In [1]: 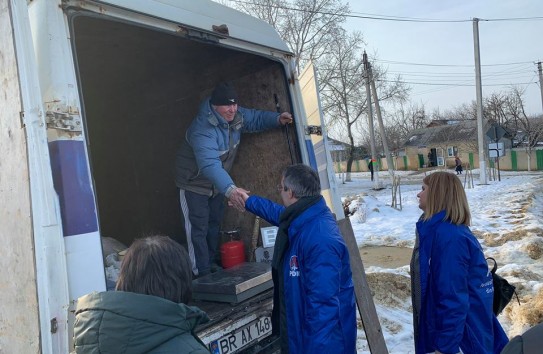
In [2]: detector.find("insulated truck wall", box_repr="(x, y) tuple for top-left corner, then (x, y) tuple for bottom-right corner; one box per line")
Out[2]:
(1, 0), (348, 353)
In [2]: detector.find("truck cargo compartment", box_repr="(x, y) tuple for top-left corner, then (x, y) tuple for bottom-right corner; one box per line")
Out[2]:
(70, 12), (299, 250)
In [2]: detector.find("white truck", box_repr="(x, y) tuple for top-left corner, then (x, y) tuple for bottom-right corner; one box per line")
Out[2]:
(1, 0), (385, 353)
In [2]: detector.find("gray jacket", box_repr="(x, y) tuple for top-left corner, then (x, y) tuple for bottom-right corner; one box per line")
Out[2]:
(175, 98), (279, 196)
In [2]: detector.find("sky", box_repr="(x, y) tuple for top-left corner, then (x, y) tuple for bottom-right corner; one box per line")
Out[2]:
(217, 0), (543, 117)
(338, 169), (543, 353)
(345, 0), (543, 116)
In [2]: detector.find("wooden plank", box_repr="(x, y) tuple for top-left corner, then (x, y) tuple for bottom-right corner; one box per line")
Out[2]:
(338, 218), (389, 354)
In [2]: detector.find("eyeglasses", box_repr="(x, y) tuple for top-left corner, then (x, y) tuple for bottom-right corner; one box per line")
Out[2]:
(276, 184), (287, 192)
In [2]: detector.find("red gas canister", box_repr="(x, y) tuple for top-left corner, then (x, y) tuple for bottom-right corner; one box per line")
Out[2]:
(220, 240), (245, 269)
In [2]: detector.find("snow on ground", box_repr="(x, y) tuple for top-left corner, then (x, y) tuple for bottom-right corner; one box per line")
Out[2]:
(339, 168), (543, 353)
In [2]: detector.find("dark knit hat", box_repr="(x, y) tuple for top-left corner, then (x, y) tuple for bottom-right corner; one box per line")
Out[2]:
(210, 82), (238, 105)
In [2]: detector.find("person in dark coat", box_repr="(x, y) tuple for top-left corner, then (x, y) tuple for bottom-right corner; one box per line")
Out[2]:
(501, 322), (543, 354)
(455, 155), (463, 174)
(73, 236), (210, 354)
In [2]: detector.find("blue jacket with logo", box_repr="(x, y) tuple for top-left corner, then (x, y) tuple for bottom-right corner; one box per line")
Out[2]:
(245, 195), (356, 354)
(175, 98), (279, 196)
(414, 211), (509, 354)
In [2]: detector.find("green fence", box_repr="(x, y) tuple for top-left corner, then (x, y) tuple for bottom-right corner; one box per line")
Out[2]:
(511, 151), (517, 171)
(537, 150), (543, 171)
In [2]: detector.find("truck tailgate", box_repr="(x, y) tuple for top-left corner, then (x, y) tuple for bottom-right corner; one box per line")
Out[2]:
(194, 289), (274, 353)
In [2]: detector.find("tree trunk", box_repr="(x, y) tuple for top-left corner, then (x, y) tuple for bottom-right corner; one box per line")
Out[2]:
(346, 154), (354, 182)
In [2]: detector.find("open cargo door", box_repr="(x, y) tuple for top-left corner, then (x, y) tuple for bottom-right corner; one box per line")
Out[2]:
(298, 62), (344, 218)
(299, 61), (389, 354)
(1, 1), (40, 352)
(5, 0), (71, 352)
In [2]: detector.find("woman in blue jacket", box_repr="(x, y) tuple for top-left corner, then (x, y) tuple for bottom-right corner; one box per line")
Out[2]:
(410, 171), (508, 354)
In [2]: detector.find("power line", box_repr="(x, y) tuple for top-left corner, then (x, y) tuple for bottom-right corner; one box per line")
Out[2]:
(222, 1), (540, 74)
(383, 63), (537, 85)
(394, 76), (536, 83)
(348, 13), (543, 23)
(224, 0), (543, 23)
(377, 79), (538, 87)
(375, 59), (535, 67)
(220, 1), (543, 111)
(484, 17), (543, 22)
(411, 76), (540, 97)
(388, 68), (535, 77)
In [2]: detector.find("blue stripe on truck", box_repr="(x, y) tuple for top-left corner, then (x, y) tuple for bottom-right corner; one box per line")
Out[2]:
(49, 140), (98, 236)
(305, 139), (318, 172)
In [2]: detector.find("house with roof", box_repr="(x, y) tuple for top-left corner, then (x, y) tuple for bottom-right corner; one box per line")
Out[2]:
(327, 137), (368, 167)
(333, 117), (542, 173)
(401, 119), (512, 170)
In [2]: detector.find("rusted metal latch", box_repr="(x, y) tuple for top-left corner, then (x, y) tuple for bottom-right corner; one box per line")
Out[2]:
(46, 110), (83, 132)
(305, 125), (322, 136)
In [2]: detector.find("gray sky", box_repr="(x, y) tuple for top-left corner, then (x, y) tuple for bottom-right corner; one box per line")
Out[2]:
(217, 0), (543, 116)
(346, 0), (543, 116)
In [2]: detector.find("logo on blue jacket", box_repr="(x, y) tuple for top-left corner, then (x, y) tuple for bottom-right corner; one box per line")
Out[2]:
(289, 255), (300, 277)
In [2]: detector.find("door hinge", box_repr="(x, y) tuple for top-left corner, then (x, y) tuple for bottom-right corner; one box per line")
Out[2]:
(19, 111), (25, 128)
(46, 110), (83, 132)
(305, 125), (322, 136)
(50, 318), (58, 333)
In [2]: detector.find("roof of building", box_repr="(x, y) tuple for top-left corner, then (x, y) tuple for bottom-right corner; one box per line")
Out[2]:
(403, 120), (481, 147)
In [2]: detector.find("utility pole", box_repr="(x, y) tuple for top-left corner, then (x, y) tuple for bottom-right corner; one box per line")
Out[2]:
(368, 62), (394, 178)
(473, 18), (487, 185)
(363, 51), (380, 189)
(538, 61), (543, 113)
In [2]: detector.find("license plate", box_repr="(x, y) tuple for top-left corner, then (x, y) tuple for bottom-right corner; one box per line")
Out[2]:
(209, 316), (272, 354)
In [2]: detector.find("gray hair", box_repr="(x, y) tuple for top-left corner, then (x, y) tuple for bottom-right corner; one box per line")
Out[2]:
(282, 164), (321, 198)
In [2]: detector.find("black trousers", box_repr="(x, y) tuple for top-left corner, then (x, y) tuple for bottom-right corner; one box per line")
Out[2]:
(179, 189), (225, 275)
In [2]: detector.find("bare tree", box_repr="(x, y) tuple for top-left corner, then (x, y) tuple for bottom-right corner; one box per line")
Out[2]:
(485, 93), (509, 124)
(227, 0), (350, 73)
(227, 0), (284, 27)
(221, 0), (408, 177)
(433, 102), (477, 121)
(317, 32), (409, 179)
(316, 31), (366, 180)
(500, 88), (543, 171)
(386, 103), (429, 151)
(430, 87), (543, 170)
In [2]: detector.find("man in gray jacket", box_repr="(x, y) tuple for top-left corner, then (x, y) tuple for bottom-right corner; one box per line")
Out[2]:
(175, 82), (292, 277)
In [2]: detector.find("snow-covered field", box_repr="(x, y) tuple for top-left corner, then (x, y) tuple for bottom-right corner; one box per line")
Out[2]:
(339, 169), (543, 353)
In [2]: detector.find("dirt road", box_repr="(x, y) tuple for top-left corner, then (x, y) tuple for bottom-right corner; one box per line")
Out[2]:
(359, 246), (413, 268)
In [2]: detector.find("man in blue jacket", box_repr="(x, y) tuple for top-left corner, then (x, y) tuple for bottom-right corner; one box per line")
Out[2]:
(240, 164), (356, 353)
(175, 82), (292, 277)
